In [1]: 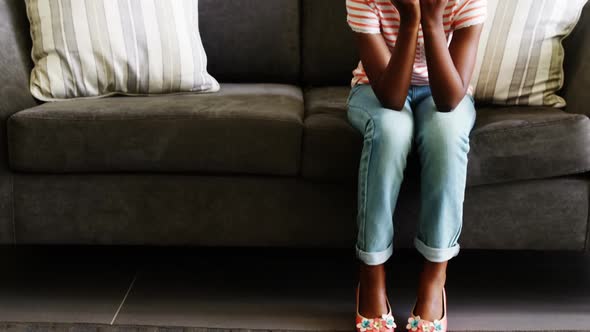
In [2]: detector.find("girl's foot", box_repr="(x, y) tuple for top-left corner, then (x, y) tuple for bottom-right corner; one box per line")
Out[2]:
(412, 260), (447, 321)
(358, 261), (389, 318)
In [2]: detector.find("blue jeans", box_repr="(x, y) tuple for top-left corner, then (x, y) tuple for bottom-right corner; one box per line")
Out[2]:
(346, 83), (476, 265)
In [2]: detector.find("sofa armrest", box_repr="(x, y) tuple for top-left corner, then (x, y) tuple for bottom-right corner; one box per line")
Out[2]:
(0, 0), (39, 244)
(0, 0), (38, 122)
(561, 3), (590, 117)
(0, 0), (39, 164)
(0, 0), (38, 119)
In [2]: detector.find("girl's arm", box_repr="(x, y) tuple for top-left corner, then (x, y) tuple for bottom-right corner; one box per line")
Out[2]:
(353, 0), (421, 111)
(420, 0), (484, 112)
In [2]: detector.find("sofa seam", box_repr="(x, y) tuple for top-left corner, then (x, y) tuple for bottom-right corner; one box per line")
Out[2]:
(298, 0), (304, 86)
(586, 178), (590, 252)
(11, 172), (15, 245)
(481, 164), (590, 178)
(11, 115), (303, 122)
(296, 0), (304, 176)
(296, 124), (305, 177)
(470, 166), (590, 188)
(559, 166), (590, 176)
(14, 114), (580, 129)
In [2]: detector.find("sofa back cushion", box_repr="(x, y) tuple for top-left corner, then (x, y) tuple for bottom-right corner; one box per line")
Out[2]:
(562, 1), (590, 113)
(200, 0), (300, 84)
(301, 0), (358, 86)
(5, 0), (590, 96)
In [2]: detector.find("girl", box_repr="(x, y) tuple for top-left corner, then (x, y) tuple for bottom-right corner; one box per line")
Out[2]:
(345, 0), (487, 331)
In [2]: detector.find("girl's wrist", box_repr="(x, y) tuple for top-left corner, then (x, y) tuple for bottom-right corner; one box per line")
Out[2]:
(400, 16), (421, 30)
(420, 16), (444, 31)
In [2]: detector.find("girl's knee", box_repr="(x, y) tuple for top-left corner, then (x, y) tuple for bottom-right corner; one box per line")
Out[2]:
(418, 96), (475, 137)
(372, 108), (413, 146)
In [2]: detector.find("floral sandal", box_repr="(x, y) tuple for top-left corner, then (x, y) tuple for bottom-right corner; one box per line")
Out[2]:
(406, 287), (447, 332)
(356, 281), (397, 332)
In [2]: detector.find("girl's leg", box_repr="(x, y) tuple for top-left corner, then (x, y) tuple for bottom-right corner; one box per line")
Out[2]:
(412, 92), (476, 321)
(346, 84), (414, 317)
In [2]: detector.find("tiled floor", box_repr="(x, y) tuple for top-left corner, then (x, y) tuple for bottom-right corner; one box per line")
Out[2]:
(0, 245), (589, 331)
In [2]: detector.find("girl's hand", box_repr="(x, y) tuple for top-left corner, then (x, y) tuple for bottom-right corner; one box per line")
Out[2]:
(419, 0), (448, 27)
(392, 0), (421, 25)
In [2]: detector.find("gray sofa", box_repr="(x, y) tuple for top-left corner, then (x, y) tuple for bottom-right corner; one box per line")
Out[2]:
(1, 0), (590, 253)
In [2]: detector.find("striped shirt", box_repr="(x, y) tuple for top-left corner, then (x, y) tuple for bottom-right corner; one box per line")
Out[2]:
(346, 0), (487, 95)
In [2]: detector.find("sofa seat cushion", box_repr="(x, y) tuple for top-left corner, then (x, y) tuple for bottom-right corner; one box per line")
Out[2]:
(302, 87), (590, 186)
(301, 87), (365, 180)
(468, 105), (590, 186)
(8, 84), (304, 175)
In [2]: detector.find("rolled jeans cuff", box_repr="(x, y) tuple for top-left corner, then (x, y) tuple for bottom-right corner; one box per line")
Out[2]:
(414, 237), (460, 263)
(355, 242), (393, 265)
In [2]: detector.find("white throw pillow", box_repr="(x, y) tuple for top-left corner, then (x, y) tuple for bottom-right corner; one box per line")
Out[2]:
(25, 0), (220, 101)
(470, 0), (588, 107)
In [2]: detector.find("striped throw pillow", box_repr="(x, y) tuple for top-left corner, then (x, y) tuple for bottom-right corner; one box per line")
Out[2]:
(25, 0), (220, 101)
(470, 0), (587, 107)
